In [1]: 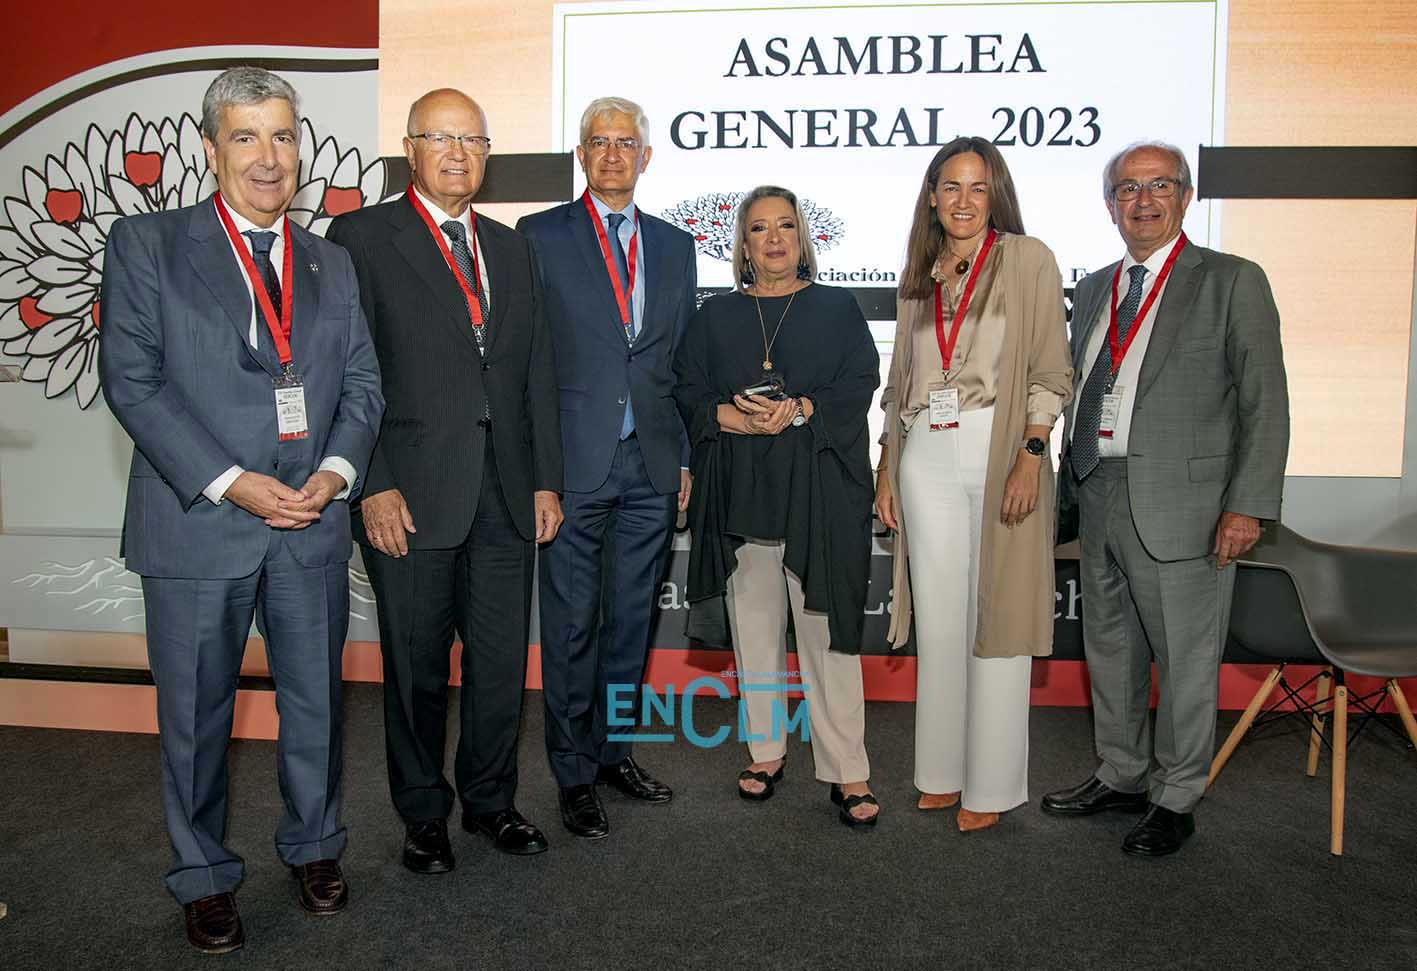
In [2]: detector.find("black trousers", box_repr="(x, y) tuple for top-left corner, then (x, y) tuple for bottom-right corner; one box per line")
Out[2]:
(365, 440), (534, 820)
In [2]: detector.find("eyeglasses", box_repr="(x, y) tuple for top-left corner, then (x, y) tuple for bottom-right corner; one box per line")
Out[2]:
(585, 135), (641, 153)
(1112, 177), (1182, 201)
(409, 132), (492, 155)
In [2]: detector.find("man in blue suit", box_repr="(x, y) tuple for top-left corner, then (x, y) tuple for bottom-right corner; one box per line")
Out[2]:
(517, 97), (696, 839)
(99, 67), (383, 954)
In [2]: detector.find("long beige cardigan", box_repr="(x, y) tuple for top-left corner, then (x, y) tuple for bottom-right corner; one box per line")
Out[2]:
(882, 233), (1073, 658)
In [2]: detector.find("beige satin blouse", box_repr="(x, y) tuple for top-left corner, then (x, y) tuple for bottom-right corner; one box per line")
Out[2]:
(889, 237), (1063, 433)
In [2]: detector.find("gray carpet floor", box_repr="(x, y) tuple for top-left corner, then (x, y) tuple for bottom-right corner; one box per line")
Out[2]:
(2, 684), (1415, 969)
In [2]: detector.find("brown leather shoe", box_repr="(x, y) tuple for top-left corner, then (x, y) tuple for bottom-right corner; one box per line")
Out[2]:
(182, 892), (243, 954)
(290, 859), (348, 915)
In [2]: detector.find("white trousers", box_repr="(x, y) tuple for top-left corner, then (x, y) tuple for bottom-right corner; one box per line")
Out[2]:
(897, 406), (1032, 813)
(726, 539), (870, 783)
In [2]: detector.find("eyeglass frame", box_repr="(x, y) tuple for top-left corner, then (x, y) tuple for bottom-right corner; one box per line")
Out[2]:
(408, 132), (493, 155)
(1111, 177), (1184, 201)
(583, 135), (643, 153)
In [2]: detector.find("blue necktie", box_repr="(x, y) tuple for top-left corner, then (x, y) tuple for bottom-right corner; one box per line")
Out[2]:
(606, 213), (638, 439)
(605, 212), (635, 342)
(1072, 264), (1148, 481)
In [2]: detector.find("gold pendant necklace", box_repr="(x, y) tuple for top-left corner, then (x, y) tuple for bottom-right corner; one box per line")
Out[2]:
(753, 288), (797, 371)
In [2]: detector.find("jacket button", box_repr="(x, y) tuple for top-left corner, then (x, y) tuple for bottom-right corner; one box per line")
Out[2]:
(481, 361), (490, 371)
(618, 396), (627, 405)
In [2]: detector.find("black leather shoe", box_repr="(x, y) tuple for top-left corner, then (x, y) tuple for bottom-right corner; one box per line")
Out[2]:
(1122, 805), (1196, 857)
(1041, 777), (1149, 816)
(402, 819), (455, 874)
(597, 756), (673, 803)
(559, 784), (610, 839)
(463, 807), (549, 856)
(290, 859), (348, 915)
(182, 892), (243, 954)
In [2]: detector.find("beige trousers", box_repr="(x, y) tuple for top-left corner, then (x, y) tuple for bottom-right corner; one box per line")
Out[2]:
(725, 538), (870, 783)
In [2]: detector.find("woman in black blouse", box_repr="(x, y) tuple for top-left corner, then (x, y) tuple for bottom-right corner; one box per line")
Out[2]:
(673, 185), (881, 828)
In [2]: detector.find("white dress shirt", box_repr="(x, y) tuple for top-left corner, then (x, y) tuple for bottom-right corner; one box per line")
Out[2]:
(411, 186), (491, 311)
(202, 201), (356, 505)
(1073, 234), (1181, 456)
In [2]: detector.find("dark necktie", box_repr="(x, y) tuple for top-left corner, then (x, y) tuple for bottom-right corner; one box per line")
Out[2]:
(441, 219), (492, 422)
(440, 220), (490, 354)
(605, 212), (635, 342)
(1071, 263), (1149, 481)
(242, 230), (281, 309)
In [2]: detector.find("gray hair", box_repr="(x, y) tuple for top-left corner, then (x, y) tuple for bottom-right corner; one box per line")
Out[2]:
(201, 67), (302, 142)
(731, 185), (819, 291)
(1102, 140), (1192, 199)
(578, 97), (650, 147)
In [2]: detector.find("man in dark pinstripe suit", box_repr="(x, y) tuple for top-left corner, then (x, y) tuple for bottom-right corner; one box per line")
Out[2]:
(327, 89), (563, 872)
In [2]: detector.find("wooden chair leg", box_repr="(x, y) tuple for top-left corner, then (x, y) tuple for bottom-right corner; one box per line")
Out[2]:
(1307, 667), (1332, 778)
(1209, 665), (1284, 787)
(1385, 680), (1417, 753)
(1331, 681), (1348, 856)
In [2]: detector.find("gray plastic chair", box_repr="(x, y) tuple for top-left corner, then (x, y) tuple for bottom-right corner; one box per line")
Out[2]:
(1207, 524), (1417, 855)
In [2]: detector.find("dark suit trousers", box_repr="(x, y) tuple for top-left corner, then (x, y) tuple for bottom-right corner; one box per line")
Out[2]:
(366, 439), (534, 820)
(538, 436), (676, 787)
(1076, 458), (1236, 813)
(143, 531), (349, 905)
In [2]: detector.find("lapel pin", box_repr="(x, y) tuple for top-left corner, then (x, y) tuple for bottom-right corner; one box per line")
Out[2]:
(309, 262), (319, 273)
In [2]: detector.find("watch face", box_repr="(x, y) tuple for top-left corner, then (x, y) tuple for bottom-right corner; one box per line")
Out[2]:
(1025, 437), (1046, 455)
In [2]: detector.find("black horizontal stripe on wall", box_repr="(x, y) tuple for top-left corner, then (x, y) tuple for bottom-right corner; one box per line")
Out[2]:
(381, 154), (573, 204)
(1198, 146), (1417, 199)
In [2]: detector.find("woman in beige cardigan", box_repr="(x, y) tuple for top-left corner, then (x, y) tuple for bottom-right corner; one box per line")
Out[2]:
(875, 137), (1072, 831)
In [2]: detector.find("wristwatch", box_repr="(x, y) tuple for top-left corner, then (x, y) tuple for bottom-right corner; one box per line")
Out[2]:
(791, 398), (808, 427)
(1022, 436), (1047, 456)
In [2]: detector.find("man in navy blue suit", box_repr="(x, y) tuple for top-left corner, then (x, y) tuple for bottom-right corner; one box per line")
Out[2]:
(100, 67), (383, 953)
(517, 97), (697, 839)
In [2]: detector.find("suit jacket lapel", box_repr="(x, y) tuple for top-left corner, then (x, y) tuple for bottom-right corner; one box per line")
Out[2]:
(288, 229), (322, 367)
(570, 202), (631, 346)
(1072, 262), (1116, 373)
(1136, 243), (1202, 402)
(185, 200), (280, 378)
(637, 214), (663, 346)
(390, 196), (484, 359)
(478, 215), (510, 355)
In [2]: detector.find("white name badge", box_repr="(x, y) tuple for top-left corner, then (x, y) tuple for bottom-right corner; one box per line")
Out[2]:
(929, 386), (960, 430)
(1098, 385), (1124, 439)
(274, 375), (309, 442)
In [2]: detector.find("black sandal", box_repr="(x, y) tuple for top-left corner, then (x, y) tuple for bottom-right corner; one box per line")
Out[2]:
(737, 758), (786, 802)
(830, 783), (879, 829)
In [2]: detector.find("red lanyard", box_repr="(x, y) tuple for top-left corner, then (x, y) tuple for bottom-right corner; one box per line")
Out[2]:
(1106, 232), (1187, 376)
(213, 192), (294, 365)
(933, 228), (997, 373)
(405, 186), (484, 329)
(581, 190), (639, 326)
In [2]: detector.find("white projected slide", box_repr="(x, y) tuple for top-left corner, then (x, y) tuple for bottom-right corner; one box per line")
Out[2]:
(554, 0), (1228, 298)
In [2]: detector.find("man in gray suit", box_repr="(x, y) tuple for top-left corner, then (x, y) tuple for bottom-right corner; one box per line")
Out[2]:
(1042, 141), (1289, 856)
(100, 67), (383, 952)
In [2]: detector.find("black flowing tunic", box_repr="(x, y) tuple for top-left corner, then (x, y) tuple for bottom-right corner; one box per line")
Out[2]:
(672, 283), (880, 653)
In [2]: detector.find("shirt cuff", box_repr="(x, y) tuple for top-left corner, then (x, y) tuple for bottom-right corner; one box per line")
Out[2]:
(204, 465), (244, 505)
(318, 456), (356, 501)
(1025, 411), (1058, 428)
